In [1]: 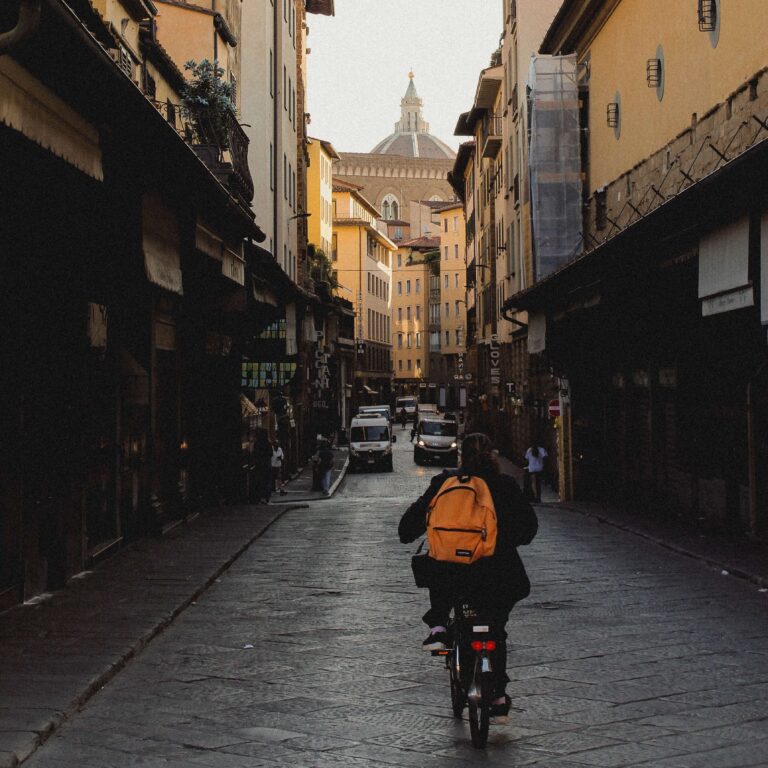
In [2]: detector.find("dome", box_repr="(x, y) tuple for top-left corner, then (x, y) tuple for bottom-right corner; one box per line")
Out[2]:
(371, 133), (456, 160)
(370, 74), (456, 160)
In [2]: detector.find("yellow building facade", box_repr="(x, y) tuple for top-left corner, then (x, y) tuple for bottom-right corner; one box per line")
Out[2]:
(543, 0), (768, 195)
(392, 240), (435, 390)
(507, 0), (768, 519)
(153, 0), (239, 100)
(306, 137), (338, 258)
(332, 184), (395, 399)
(437, 204), (467, 360)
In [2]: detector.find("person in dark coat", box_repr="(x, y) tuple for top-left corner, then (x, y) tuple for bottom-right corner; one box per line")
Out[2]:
(317, 439), (335, 494)
(253, 430), (273, 504)
(398, 432), (537, 720)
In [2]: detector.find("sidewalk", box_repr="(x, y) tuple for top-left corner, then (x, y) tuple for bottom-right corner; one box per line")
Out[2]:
(272, 446), (349, 503)
(498, 453), (768, 589)
(0, 502), (302, 768)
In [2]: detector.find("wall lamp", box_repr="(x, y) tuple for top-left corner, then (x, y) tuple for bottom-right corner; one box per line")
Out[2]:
(646, 58), (662, 88)
(698, 0), (717, 31)
(288, 212), (312, 221)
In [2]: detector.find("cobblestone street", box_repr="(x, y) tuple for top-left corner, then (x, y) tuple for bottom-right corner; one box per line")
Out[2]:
(20, 437), (768, 767)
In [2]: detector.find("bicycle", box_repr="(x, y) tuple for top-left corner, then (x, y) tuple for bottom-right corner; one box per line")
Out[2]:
(431, 601), (499, 749)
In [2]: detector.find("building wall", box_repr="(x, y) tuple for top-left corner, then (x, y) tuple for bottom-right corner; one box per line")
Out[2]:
(332, 192), (394, 352)
(437, 205), (467, 357)
(585, 0), (768, 193)
(154, 2), (237, 80)
(392, 253), (430, 384)
(335, 153), (455, 226)
(241, 0), (299, 279)
(307, 140), (334, 257)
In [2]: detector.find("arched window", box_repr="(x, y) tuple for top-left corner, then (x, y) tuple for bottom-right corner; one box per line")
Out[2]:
(381, 194), (400, 221)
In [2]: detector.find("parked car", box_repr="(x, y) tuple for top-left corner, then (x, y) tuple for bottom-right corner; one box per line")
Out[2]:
(349, 415), (395, 472)
(413, 418), (459, 466)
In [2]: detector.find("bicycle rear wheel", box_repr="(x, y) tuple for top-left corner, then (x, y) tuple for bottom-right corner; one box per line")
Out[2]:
(468, 701), (489, 748)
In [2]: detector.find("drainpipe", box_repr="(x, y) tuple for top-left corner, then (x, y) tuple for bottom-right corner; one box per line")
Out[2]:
(0, 0), (41, 55)
(500, 306), (528, 330)
(273, 0), (280, 264)
(747, 359), (768, 537)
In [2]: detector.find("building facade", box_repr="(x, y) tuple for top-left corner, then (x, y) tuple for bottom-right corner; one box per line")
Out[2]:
(392, 238), (437, 393)
(334, 74), (456, 229)
(0, 0), (266, 608)
(452, 0), (562, 463)
(504, 0), (768, 533)
(332, 182), (396, 406)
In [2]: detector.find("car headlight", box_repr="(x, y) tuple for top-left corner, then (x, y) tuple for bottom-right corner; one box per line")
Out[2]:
(417, 440), (425, 447)
(450, 442), (457, 449)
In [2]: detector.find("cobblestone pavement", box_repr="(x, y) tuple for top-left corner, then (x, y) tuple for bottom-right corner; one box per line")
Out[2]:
(22, 438), (768, 767)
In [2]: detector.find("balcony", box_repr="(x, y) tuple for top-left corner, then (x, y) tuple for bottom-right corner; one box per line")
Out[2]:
(482, 115), (503, 159)
(151, 100), (254, 206)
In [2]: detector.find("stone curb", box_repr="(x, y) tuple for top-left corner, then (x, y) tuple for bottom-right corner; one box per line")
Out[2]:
(268, 452), (350, 503)
(1, 504), (303, 768)
(553, 502), (768, 590)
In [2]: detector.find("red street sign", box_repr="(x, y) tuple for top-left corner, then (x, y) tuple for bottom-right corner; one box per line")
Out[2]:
(548, 399), (561, 418)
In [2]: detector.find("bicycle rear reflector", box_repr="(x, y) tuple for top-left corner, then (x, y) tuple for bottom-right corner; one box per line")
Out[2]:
(470, 640), (496, 652)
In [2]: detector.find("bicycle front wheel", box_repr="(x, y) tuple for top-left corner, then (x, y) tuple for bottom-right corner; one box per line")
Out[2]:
(449, 666), (465, 718)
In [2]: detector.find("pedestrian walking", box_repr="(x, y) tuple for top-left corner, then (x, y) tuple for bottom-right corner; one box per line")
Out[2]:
(253, 430), (273, 504)
(317, 439), (335, 495)
(271, 438), (287, 496)
(524, 441), (548, 502)
(399, 407), (408, 429)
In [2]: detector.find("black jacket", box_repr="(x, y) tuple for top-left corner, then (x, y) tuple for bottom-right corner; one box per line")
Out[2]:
(399, 468), (538, 607)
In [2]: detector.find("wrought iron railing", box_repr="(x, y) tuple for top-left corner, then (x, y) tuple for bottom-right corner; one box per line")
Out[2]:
(148, 99), (254, 205)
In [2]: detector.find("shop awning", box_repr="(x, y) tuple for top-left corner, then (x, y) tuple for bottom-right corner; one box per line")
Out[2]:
(143, 192), (183, 295)
(0, 57), (103, 180)
(362, 385), (378, 395)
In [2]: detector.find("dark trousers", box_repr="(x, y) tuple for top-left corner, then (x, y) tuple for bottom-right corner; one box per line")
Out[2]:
(424, 578), (511, 698)
(530, 471), (543, 502)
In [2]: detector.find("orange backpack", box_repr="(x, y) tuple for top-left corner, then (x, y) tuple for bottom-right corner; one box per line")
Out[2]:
(426, 474), (497, 564)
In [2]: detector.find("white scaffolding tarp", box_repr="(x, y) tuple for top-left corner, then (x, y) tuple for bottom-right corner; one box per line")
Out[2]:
(528, 54), (582, 280)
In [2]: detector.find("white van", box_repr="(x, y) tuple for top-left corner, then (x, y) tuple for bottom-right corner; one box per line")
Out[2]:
(414, 418), (459, 466)
(395, 396), (418, 422)
(358, 404), (393, 423)
(349, 415), (396, 472)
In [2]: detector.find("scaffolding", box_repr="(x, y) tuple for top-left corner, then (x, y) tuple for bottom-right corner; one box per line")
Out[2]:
(528, 54), (582, 281)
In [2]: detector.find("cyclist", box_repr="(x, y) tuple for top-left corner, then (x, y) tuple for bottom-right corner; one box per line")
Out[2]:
(398, 432), (538, 721)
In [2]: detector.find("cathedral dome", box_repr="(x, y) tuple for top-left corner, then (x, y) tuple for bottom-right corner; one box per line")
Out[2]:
(370, 74), (456, 160)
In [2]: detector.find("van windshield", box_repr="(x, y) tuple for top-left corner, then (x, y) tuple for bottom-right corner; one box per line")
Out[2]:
(351, 425), (390, 442)
(420, 421), (457, 437)
(397, 398), (416, 408)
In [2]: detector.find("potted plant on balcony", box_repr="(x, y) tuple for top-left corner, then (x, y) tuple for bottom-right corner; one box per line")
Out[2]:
(181, 59), (233, 157)
(308, 244), (339, 295)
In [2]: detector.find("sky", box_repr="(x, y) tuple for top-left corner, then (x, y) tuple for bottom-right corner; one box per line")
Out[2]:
(305, 0), (504, 154)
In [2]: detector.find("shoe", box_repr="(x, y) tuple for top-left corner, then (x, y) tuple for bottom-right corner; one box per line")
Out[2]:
(489, 694), (511, 724)
(422, 631), (449, 652)
(279, 489), (287, 496)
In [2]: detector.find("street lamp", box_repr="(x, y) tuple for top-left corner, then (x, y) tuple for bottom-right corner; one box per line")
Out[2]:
(288, 212), (312, 222)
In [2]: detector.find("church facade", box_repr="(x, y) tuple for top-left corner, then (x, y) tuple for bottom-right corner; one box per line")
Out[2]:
(334, 74), (457, 239)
